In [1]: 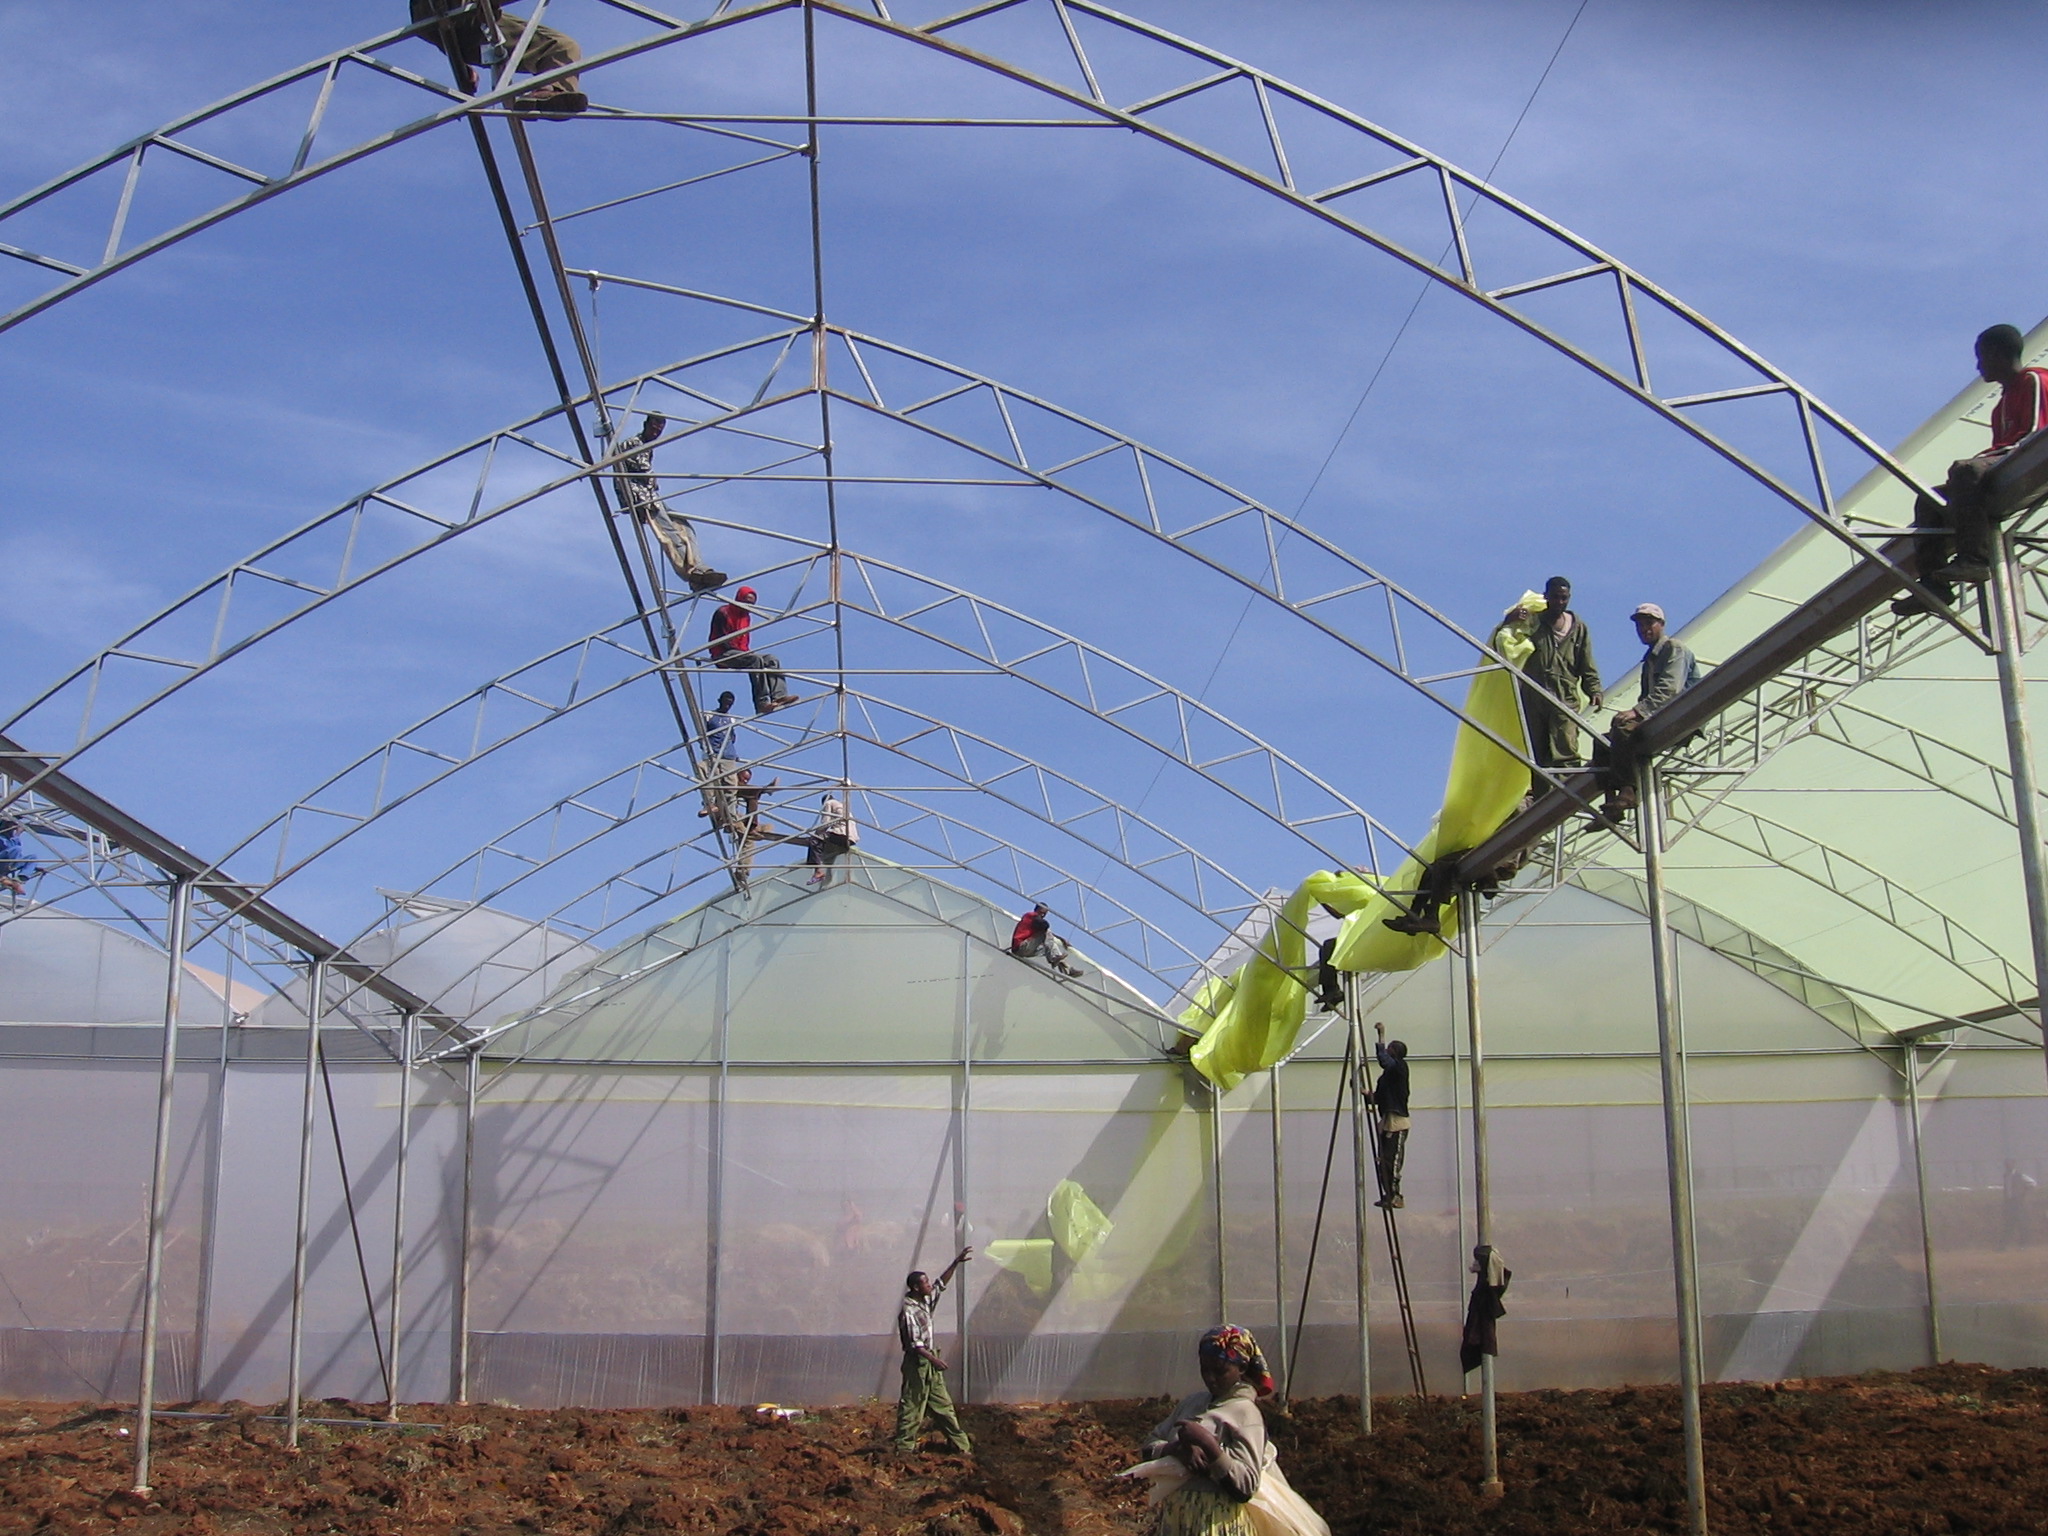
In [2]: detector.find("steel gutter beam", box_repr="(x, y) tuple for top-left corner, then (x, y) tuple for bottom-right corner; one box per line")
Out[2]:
(0, 730), (451, 1029)
(1459, 431), (2048, 885)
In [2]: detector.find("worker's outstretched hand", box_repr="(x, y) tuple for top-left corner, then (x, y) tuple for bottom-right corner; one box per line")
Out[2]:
(954, 1246), (975, 1265)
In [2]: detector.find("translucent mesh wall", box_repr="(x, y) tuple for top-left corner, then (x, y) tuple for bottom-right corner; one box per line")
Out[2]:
(3, 880), (2046, 1409)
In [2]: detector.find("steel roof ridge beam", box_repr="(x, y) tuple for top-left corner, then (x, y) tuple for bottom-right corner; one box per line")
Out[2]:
(0, 730), (449, 1028)
(1458, 433), (2048, 885)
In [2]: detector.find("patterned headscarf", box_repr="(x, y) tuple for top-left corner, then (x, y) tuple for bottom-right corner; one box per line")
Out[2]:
(1198, 1324), (1275, 1396)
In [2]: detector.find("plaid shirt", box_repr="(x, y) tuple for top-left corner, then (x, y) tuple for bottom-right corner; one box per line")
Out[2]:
(898, 1275), (951, 1355)
(613, 432), (660, 515)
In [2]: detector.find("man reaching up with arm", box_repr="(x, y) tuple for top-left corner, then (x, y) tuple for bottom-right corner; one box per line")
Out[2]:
(894, 1248), (975, 1455)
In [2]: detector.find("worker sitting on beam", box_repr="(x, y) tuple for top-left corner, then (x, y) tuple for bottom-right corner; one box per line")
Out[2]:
(1894, 324), (2048, 616)
(1592, 602), (1699, 823)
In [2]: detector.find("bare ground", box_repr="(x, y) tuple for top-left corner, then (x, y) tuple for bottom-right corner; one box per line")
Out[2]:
(3, 1363), (2045, 1534)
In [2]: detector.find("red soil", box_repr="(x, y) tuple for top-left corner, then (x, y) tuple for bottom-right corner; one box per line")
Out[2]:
(2, 1364), (2044, 1534)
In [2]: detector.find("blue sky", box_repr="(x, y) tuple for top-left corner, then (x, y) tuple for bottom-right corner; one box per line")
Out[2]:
(2, 1), (2043, 988)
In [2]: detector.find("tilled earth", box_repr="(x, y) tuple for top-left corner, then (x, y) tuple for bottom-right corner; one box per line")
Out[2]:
(2, 1363), (2045, 1534)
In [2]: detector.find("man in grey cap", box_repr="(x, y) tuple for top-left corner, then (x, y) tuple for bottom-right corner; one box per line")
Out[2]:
(1591, 603), (1698, 822)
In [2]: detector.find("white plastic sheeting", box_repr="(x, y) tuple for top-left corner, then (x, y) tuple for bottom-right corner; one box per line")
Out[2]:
(1, 875), (2044, 1409)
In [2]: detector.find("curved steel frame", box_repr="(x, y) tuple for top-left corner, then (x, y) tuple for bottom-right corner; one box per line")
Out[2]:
(0, 0), (1949, 592)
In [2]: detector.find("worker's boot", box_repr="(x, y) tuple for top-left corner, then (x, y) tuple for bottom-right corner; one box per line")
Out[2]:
(512, 87), (589, 116)
(1381, 907), (1440, 937)
(1891, 578), (1957, 617)
(689, 568), (728, 592)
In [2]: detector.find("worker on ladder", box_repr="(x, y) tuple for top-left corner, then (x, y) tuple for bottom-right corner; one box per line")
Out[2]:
(1369, 1020), (1410, 1210)
(613, 413), (727, 593)
(409, 1), (590, 115)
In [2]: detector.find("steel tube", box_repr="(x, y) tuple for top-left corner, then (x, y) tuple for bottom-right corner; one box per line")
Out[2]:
(285, 958), (326, 1450)
(1638, 762), (1709, 1536)
(1269, 1060), (1290, 1407)
(1348, 1011), (1373, 1435)
(132, 876), (191, 1492)
(1905, 1046), (1943, 1364)
(1458, 888), (1500, 1496)
(1986, 535), (2048, 1087)
(1211, 1083), (1228, 1324)
(454, 1048), (477, 1403)
(706, 942), (730, 1404)
(386, 1015), (414, 1420)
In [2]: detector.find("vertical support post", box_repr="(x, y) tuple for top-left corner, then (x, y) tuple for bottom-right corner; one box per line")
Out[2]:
(1986, 533), (2048, 1086)
(706, 941), (730, 1404)
(1457, 888), (1500, 1496)
(1211, 1083), (1229, 1324)
(386, 1015), (415, 1421)
(1448, 954), (1468, 1301)
(286, 958), (326, 1450)
(1905, 1046), (1943, 1366)
(454, 1047), (477, 1404)
(132, 875), (191, 1493)
(192, 934), (235, 1401)
(1638, 761), (1709, 1536)
(954, 930), (973, 1404)
(1347, 1011), (1373, 1435)
(1269, 1060), (1291, 1408)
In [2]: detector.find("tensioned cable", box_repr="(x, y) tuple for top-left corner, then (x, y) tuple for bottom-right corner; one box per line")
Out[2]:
(1097, 0), (1595, 894)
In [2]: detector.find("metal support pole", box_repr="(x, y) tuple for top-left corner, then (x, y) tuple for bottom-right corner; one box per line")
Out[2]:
(1638, 762), (1709, 1536)
(1458, 888), (1500, 1496)
(1211, 1084), (1229, 1324)
(132, 876), (191, 1493)
(285, 958), (326, 1450)
(191, 936), (235, 1400)
(454, 1047), (477, 1403)
(1986, 533), (2048, 1086)
(386, 1015), (414, 1420)
(1269, 1060), (1291, 1408)
(1347, 1011), (1373, 1435)
(706, 942), (730, 1404)
(1904, 1046), (1943, 1365)
(954, 930), (973, 1403)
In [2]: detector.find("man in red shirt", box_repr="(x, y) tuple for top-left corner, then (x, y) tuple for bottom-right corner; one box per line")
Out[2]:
(1895, 324), (2048, 614)
(1010, 902), (1081, 977)
(708, 586), (798, 714)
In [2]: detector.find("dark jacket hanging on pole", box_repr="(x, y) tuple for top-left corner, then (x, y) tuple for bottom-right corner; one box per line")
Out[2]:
(1460, 1245), (1511, 1375)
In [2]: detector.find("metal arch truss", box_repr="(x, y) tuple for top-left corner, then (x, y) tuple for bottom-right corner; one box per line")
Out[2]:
(2, 319), (1574, 822)
(0, 0), (1958, 621)
(0, 789), (407, 1050)
(323, 691), (1299, 1032)
(136, 558), (1394, 985)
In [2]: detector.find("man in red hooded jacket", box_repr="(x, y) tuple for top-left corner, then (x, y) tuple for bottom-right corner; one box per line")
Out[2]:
(709, 586), (798, 714)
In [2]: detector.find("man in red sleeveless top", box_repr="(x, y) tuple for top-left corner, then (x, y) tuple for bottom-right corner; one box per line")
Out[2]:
(1895, 324), (2048, 614)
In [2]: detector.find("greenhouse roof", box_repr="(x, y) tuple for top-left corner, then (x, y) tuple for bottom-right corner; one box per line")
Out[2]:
(487, 856), (1181, 1067)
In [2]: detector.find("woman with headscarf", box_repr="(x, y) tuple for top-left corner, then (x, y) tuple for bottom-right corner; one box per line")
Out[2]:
(1127, 1326), (1329, 1536)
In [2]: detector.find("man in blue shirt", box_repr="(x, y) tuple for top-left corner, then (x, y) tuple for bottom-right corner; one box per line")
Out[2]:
(698, 692), (741, 830)
(0, 818), (34, 897)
